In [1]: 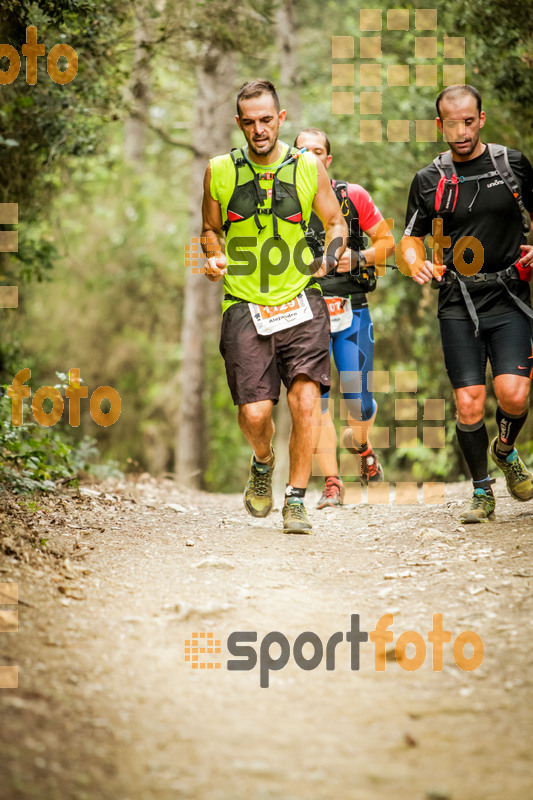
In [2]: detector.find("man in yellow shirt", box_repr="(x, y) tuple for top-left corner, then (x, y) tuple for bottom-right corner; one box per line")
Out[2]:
(201, 79), (347, 533)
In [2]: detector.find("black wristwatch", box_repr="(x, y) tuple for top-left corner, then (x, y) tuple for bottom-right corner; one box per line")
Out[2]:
(350, 251), (366, 275)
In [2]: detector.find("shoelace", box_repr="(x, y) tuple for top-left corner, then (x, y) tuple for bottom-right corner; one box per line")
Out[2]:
(471, 491), (493, 509)
(323, 478), (341, 497)
(362, 452), (380, 478)
(286, 500), (306, 518)
(507, 456), (528, 481)
(252, 465), (272, 496)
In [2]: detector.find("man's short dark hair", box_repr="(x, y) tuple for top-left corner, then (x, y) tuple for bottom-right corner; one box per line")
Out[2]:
(236, 80), (280, 116)
(294, 128), (331, 155)
(436, 84), (482, 118)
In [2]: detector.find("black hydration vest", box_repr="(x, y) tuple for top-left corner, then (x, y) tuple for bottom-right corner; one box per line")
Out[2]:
(222, 146), (307, 240)
(306, 180), (365, 255)
(433, 143), (530, 235)
(306, 180), (375, 293)
(432, 144), (533, 335)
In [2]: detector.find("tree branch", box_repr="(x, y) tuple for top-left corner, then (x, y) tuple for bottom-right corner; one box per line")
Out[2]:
(130, 111), (200, 155)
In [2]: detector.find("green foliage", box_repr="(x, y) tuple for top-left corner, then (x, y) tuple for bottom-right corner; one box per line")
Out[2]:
(0, 385), (76, 494)
(443, 0), (533, 131)
(3, 0), (533, 492)
(0, 375), (121, 494)
(0, 0), (129, 210)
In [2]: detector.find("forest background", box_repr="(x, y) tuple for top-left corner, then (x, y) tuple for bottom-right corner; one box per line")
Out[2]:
(1, 0), (532, 495)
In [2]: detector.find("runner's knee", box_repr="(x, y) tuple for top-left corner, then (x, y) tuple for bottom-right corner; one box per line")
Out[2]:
(238, 401), (273, 430)
(494, 376), (530, 415)
(497, 392), (529, 416)
(288, 376), (319, 418)
(455, 387), (485, 424)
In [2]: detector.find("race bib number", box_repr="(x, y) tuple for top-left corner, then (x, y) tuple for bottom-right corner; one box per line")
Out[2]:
(249, 291), (314, 336)
(324, 296), (352, 333)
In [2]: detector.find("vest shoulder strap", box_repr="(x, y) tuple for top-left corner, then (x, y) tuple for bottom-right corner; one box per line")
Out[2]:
(433, 149), (498, 183)
(331, 180), (355, 209)
(487, 143), (530, 236)
(229, 147), (246, 168)
(433, 150), (456, 179)
(332, 179), (348, 194)
(331, 180), (364, 251)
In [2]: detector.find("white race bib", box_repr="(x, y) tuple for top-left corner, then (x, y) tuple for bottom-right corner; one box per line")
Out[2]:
(248, 291), (314, 336)
(324, 296), (352, 333)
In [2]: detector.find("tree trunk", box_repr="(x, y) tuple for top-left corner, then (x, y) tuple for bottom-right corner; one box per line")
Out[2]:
(124, 4), (154, 169)
(275, 0), (302, 124)
(175, 47), (235, 487)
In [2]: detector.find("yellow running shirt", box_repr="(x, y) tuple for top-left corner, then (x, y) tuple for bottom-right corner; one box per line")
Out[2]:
(209, 143), (318, 312)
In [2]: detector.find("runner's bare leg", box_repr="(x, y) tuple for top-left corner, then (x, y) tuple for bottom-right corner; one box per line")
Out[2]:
(238, 400), (275, 462)
(348, 404), (377, 449)
(315, 410), (339, 477)
(287, 375), (321, 487)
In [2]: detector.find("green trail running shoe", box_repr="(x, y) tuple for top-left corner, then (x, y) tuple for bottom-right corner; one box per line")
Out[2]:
(282, 498), (312, 534)
(460, 488), (496, 524)
(243, 452), (275, 518)
(489, 438), (533, 502)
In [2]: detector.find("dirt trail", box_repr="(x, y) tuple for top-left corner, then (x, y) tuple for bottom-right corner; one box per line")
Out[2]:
(0, 475), (532, 800)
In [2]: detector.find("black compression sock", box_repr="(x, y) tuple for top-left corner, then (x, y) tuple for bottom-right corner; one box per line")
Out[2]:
(495, 406), (528, 456)
(285, 486), (306, 499)
(456, 419), (489, 482)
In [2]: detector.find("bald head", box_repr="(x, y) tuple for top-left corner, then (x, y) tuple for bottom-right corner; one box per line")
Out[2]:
(436, 85), (482, 119)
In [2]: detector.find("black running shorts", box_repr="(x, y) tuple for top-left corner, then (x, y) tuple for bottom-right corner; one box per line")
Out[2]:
(439, 309), (533, 389)
(219, 290), (331, 406)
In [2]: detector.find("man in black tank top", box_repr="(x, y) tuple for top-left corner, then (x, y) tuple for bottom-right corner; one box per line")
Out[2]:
(401, 84), (533, 524)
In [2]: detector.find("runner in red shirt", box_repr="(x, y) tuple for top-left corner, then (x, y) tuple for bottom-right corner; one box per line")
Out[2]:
(295, 128), (394, 507)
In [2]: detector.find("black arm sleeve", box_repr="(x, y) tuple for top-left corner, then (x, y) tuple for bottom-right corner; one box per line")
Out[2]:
(520, 154), (533, 213)
(404, 173), (432, 237)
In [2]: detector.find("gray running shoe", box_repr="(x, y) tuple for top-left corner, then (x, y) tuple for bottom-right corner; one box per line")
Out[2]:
(282, 498), (312, 534)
